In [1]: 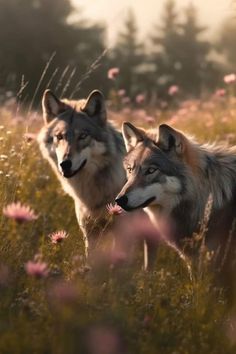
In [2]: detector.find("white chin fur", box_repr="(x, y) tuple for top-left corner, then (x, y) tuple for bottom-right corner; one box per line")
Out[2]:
(126, 177), (181, 210)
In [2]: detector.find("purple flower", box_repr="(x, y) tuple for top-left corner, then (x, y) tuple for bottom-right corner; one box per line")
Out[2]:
(3, 202), (38, 223)
(48, 281), (77, 305)
(108, 67), (120, 80)
(106, 203), (123, 216)
(25, 260), (49, 278)
(49, 230), (69, 244)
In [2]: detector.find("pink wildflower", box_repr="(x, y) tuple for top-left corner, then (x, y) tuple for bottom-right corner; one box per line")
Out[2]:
(215, 88), (226, 97)
(122, 96), (131, 104)
(48, 281), (77, 304)
(136, 94), (145, 104)
(24, 132), (37, 142)
(106, 203), (123, 216)
(224, 73), (236, 84)
(168, 85), (179, 96)
(108, 67), (120, 80)
(3, 202), (38, 223)
(145, 116), (155, 124)
(117, 89), (126, 97)
(49, 230), (69, 244)
(25, 260), (49, 278)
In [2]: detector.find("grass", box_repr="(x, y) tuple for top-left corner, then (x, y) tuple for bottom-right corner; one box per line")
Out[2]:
(0, 92), (236, 353)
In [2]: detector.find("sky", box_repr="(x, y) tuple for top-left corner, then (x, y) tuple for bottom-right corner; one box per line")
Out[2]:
(71, 0), (234, 44)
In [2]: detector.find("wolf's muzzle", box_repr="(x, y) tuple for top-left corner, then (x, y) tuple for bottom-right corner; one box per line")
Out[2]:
(115, 195), (128, 209)
(60, 159), (72, 173)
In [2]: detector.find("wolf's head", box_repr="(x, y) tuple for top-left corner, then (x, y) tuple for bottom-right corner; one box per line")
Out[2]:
(40, 89), (108, 178)
(116, 122), (196, 212)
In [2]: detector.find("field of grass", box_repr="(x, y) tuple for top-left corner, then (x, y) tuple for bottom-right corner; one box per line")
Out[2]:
(1, 92), (236, 354)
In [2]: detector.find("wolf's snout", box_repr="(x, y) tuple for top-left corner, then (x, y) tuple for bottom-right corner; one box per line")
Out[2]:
(60, 159), (72, 172)
(115, 195), (128, 209)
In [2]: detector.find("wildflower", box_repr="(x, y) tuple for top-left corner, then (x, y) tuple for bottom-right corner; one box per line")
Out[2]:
(122, 96), (131, 104)
(87, 326), (123, 354)
(136, 94), (145, 104)
(224, 73), (236, 84)
(106, 203), (123, 216)
(215, 88), (226, 97)
(107, 67), (120, 80)
(25, 260), (49, 278)
(117, 89), (126, 97)
(3, 202), (38, 223)
(24, 132), (36, 142)
(48, 281), (77, 305)
(145, 115), (155, 124)
(49, 230), (69, 244)
(168, 85), (179, 96)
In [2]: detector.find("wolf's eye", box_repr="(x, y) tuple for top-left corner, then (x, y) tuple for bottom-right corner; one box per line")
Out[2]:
(56, 133), (63, 141)
(146, 167), (157, 175)
(78, 132), (88, 140)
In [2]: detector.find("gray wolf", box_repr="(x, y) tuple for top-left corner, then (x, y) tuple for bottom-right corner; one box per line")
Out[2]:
(37, 89), (126, 257)
(116, 122), (236, 275)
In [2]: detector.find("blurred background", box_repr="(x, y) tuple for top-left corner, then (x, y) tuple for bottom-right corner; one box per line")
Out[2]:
(0, 0), (235, 106)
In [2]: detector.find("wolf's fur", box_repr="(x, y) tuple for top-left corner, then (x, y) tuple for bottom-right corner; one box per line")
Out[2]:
(38, 90), (126, 256)
(116, 122), (236, 270)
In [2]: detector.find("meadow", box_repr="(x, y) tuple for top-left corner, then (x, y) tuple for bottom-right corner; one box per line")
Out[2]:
(1, 86), (236, 354)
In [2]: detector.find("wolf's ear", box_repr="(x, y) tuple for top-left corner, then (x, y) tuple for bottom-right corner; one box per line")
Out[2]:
(157, 124), (184, 155)
(82, 90), (106, 126)
(122, 122), (146, 152)
(42, 90), (65, 124)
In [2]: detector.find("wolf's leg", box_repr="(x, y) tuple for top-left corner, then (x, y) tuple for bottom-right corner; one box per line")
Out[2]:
(144, 239), (158, 270)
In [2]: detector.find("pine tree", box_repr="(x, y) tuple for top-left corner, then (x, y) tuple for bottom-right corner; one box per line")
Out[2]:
(111, 9), (144, 97)
(177, 3), (217, 94)
(0, 0), (106, 103)
(150, 0), (181, 91)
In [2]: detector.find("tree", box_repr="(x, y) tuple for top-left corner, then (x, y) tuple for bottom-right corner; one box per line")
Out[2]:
(0, 0), (107, 105)
(150, 1), (220, 96)
(177, 3), (218, 94)
(111, 9), (145, 97)
(150, 0), (181, 91)
(218, 17), (236, 71)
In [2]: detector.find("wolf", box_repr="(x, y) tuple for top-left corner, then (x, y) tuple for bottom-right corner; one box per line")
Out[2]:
(116, 122), (236, 276)
(37, 89), (126, 257)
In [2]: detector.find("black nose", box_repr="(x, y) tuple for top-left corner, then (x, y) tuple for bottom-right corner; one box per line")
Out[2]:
(60, 159), (72, 172)
(115, 195), (128, 209)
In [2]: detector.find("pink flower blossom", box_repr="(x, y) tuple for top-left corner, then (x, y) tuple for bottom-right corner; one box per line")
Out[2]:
(117, 89), (126, 97)
(25, 260), (49, 278)
(136, 94), (145, 104)
(3, 202), (38, 223)
(224, 73), (236, 84)
(106, 203), (123, 216)
(49, 230), (69, 244)
(48, 281), (77, 304)
(87, 326), (122, 354)
(24, 132), (37, 142)
(145, 116), (155, 124)
(215, 88), (226, 97)
(108, 67), (120, 80)
(122, 97), (131, 104)
(168, 85), (179, 96)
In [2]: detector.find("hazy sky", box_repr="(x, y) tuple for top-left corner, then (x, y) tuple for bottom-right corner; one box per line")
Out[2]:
(72, 0), (233, 43)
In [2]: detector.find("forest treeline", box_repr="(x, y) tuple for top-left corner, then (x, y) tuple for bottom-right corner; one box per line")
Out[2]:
(0, 0), (235, 105)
